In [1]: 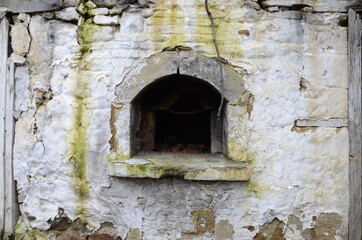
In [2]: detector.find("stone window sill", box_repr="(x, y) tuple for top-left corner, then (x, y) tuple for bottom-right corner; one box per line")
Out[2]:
(108, 152), (250, 181)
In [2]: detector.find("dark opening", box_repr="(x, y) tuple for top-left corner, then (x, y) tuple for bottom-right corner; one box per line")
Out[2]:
(131, 74), (224, 154)
(155, 110), (210, 153)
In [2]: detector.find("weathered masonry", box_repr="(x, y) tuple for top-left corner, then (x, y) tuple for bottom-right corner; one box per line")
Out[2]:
(0, 0), (361, 239)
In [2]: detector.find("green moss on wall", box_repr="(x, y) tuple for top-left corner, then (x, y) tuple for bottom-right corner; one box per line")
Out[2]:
(148, 0), (245, 62)
(125, 163), (149, 177)
(78, 21), (98, 58)
(246, 182), (263, 197)
(124, 163), (167, 178)
(111, 152), (131, 161)
(150, 0), (186, 49)
(14, 220), (47, 240)
(68, 0), (100, 222)
(227, 141), (255, 163)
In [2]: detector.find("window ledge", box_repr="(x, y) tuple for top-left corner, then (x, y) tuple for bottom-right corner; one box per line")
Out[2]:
(108, 152), (251, 181)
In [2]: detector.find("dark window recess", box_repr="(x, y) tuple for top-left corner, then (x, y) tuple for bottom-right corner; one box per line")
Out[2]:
(155, 110), (210, 153)
(131, 74), (224, 155)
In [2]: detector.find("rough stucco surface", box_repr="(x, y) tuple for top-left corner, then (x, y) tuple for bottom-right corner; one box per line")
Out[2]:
(9, 0), (351, 239)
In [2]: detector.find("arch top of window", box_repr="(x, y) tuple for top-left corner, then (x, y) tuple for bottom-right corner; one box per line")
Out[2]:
(115, 51), (247, 104)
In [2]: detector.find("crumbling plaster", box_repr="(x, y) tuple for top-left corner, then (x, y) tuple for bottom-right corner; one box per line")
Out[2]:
(2, 0), (353, 239)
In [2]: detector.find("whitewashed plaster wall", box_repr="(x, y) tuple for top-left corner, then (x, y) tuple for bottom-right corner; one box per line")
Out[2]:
(7, 0), (354, 239)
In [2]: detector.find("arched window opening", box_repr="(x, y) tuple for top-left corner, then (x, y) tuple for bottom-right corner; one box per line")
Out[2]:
(131, 74), (225, 155)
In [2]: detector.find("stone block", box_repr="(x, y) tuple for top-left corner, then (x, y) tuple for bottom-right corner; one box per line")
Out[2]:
(55, 7), (80, 22)
(91, 7), (109, 15)
(92, 0), (137, 7)
(61, 0), (81, 7)
(10, 22), (30, 56)
(0, 0), (59, 13)
(94, 15), (119, 25)
(10, 53), (26, 64)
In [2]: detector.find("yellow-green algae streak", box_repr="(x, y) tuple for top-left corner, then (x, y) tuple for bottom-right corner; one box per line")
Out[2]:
(149, 0), (185, 48)
(69, 1), (98, 221)
(148, 0), (244, 60)
(227, 141), (255, 163)
(14, 219), (47, 240)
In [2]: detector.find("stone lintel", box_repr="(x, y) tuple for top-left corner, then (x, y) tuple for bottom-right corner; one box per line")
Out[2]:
(0, 0), (60, 13)
(262, 0), (355, 12)
(108, 153), (251, 181)
(295, 119), (348, 127)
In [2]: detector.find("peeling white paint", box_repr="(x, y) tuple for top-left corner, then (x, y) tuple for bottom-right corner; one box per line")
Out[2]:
(8, 0), (351, 239)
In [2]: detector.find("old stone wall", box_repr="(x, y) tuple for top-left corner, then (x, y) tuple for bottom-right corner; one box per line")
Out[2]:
(1, 0), (358, 239)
